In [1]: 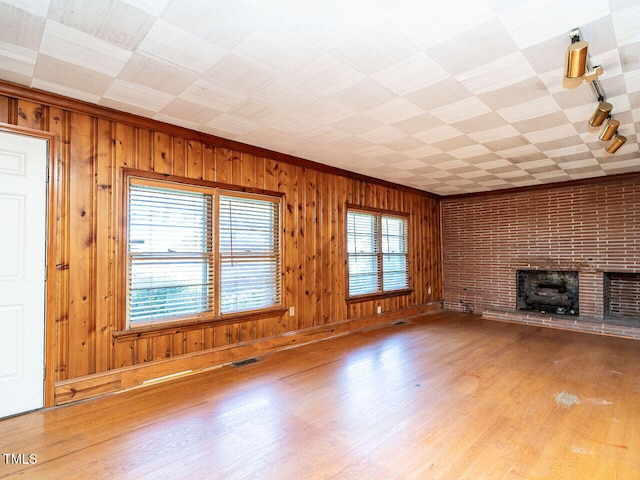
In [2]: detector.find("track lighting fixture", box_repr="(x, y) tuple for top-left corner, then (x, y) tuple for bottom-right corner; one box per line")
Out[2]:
(563, 28), (626, 154)
(565, 40), (588, 78)
(563, 29), (603, 83)
(599, 119), (619, 141)
(605, 135), (627, 154)
(588, 101), (612, 127)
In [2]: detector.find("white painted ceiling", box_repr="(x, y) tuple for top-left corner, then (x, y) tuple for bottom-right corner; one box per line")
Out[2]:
(0, 0), (639, 195)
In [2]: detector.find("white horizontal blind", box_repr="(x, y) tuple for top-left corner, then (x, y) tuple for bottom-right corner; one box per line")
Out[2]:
(128, 182), (214, 325)
(219, 194), (281, 314)
(347, 211), (380, 296)
(382, 215), (409, 291)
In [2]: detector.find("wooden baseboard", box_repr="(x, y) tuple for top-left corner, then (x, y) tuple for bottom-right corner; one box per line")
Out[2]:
(54, 302), (442, 405)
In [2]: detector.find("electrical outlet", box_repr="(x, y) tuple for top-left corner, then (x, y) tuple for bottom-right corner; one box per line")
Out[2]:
(428, 285), (432, 295)
(377, 305), (382, 314)
(289, 306), (295, 317)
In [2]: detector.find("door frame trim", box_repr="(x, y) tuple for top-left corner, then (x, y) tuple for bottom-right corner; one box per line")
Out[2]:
(0, 123), (58, 408)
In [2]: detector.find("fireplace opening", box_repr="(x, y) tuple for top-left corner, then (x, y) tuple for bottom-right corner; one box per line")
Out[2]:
(516, 270), (579, 316)
(603, 272), (640, 327)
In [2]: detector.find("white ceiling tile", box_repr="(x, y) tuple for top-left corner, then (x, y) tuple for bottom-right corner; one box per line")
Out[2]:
(299, 127), (348, 144)
(612, 4), (640, 47)
(352, 144), (396, 158)
(152, 112), (200, 130)
(296, 98), (355, 126)
(40, 20), (131, 76)
(546, 144), (591, 157)
(433, 159), (473, 170)
(430, 97), (492, 124)
(31, 78), (101, 103)
(403, 144), (443, 158)
(559, 158), (599, 169)
(449, 144), (492, 160)
(624, 69), (640, 92)
(48, 0), (155, 50)
(474, 158), (514, 169)
(2, 0), (49, 17)
(103, 79), (175, 111)
(363, 98), (425, 124)
(497, 96), (561, 123)
(283, 54), (366, 96)
(413, 125), (464, 143)
(371, 52), (451, 96)
(253, 80), (318, 110)
(358, 125), (406, 144)
(138, 20), (227, 73)
(456, 52), (537, 95)
(234, 20), (323, 74)
(469, 124), (521, 143)
(206, 114), (260, 136)
(179, 79), (247, 112)
(517, 158), (557, 170)
(205, 54), (280, 96)
(121, 0), (171, 16)
(332, 21), (419, 75)
(498, 0), (610, 49)
(523, 124), (580, 143)
(390, 0), (495, 48)
(498, 144), (543, 158)
(0, 40), (37, 76)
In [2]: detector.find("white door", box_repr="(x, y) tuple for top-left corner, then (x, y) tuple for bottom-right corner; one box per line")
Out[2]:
(0, 131), (47, 418)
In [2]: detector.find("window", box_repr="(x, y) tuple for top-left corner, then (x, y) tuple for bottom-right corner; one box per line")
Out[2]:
(346, 208), (409, 298)
(126, 175), (281, 328)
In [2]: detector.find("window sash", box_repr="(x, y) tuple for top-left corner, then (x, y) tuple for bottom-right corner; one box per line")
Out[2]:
(219, 194), (281, 314)
(347, 209), (409, 297)
(126, 178), (281, 328)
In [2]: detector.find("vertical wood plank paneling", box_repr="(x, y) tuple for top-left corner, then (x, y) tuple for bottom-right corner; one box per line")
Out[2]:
(137, 129), (152, 171)
(48, 107), (70, 381)
(16, 99), (43, 130)
(113, 340), (135, 368)
(94, 118), (114, 372)
(203, 145), (216, 181)
(0, 95), (9, 123)
(281, 162), (297, 333)
(67, 112), (95, 378)
(153, 132), (172, 174)
(186, 140), (203, 179)
(173, 137), (186, 177)
(0, 90), (443, 398)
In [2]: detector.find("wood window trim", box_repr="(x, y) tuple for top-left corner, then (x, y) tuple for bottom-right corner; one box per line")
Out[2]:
(113, 307), (288, 340)
(345, 288), (414, 304)
(345, 204), (411, 300)
(117, 168), (284, 334)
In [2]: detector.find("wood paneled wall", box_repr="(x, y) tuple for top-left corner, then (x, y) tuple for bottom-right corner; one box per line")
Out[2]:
(0, 84), (442, 403)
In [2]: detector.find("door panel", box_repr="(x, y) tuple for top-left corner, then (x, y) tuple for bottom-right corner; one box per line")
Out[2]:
(0, 131), (47, 418)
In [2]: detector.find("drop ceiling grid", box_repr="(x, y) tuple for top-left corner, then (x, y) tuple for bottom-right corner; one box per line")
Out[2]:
(0, 0), (637, 195)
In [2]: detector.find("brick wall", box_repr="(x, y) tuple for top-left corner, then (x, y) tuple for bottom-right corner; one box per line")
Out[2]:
(441, 175), (640, 337)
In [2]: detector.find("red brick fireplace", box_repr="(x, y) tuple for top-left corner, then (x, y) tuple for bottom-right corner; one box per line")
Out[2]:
(442, 174), (640, 338)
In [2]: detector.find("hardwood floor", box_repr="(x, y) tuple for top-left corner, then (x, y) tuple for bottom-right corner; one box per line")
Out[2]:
(2, 311), (639, 479)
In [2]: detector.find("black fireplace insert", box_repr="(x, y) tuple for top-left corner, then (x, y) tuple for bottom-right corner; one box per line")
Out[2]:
(516, 270), (579, 316)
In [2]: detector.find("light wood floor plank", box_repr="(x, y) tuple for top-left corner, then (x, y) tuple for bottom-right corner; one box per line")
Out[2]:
(1, 311), (639, 479)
